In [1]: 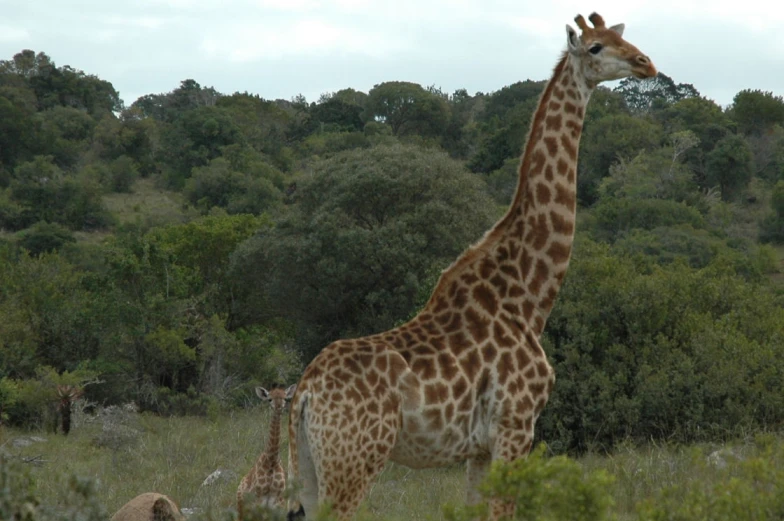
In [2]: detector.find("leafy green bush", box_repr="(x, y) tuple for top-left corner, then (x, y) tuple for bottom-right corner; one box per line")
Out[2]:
(591, 198), (705, 241)
(16, 221), (76, 256)
(444, 444), (615, 521)
(0, 456), (107, 521)
(539, 239), (784, 452)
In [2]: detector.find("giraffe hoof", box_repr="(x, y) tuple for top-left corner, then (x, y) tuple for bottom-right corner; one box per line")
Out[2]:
(287, 505), (305, 520)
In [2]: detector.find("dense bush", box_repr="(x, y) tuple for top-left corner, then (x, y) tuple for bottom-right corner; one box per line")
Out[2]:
(538, 239), (784, 452)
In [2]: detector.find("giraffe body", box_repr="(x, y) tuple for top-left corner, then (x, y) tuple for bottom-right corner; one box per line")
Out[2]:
(287, 12), (656, 520)
(237, 384), (296, 519)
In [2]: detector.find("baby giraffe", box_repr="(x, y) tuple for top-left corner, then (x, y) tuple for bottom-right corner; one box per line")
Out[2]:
(237, 384), (296, 519)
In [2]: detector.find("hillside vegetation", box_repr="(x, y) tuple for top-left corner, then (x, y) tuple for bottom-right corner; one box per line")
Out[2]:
(0, 49), (782, 458)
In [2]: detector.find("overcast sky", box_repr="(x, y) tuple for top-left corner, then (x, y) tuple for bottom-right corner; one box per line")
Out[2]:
(1, 0), (782, 109)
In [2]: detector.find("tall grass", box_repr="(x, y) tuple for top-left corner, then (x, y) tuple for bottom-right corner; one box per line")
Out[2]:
(1, 407), (782, 521)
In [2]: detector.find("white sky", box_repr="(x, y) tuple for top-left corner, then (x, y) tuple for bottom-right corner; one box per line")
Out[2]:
(1, 0), (783, 108)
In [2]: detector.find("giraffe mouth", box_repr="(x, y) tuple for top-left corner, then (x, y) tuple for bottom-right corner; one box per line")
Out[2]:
(632, 63), (658, 79)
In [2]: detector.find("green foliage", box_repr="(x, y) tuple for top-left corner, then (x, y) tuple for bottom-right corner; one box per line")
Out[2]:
(539, 240), (784, 452)
(184, 157), (282, 215)
(614, 73), (699, 114)
(598, 136), (698, 202)
(0, 376), (18, 424)
(485, 157), (521, 205)
(579, 114), (663, 203)
(761, 180), (784, 243)
(4, 366), (96, 429)
(299, 130), (371, 158)
(729, 89), (784, 135)
(131, 78), (219, 123)
(0, 250), (100, 379)
(637, 442), (784, 521)
(445, 444), (615, 521)
(159, 105), (244, 188)
(0, 455), (40, 521)
(8, 156), (113, 231)
(364, 81), (450, 137)
(2, 47), (784, 458)
(249, 143), (497, 356)
(590, 198), (705, 241)
(16, 221), (76, 256)
(480, 80), (544, 123)
(705, 133), (754, 201)
(108, 155), (139, 193)
(0, 89), (38, 169)
(0, 455), (107, 521)
(37, 106), (95, 167)
(310, 95), (364, 132)
(469, 97), (537, 173)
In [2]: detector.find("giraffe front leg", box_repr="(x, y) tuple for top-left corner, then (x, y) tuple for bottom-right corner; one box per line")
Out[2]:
(466, 453), (492, 506)
(487, 427), (535, 521)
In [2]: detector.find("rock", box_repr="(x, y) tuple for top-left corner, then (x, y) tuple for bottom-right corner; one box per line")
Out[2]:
(202, 468), (237, 487)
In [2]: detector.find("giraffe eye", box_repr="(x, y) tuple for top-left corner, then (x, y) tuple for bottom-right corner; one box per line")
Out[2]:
(589, 44), (603, 55)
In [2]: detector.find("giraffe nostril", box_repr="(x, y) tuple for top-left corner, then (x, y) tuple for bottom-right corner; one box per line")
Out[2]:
(636, 55), (649, 65)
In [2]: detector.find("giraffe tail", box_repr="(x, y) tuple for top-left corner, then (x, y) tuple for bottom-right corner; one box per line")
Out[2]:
(287, 391), (313, 520)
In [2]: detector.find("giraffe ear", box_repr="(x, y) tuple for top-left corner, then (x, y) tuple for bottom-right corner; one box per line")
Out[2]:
(566, 25), (580, 53)
(256, 387), (270, 400)
(285, 384), (297, 400)
(609, 23), (625, 36)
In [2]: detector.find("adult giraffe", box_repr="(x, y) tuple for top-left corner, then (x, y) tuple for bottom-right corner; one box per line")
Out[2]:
(287, 12), (656, 520)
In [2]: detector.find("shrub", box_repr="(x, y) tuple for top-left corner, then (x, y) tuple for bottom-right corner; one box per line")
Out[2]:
(444, 444), (615, 521)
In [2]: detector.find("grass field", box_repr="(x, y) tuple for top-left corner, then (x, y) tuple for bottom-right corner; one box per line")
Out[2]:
(101, 177), (197, 228)
(2, 404), (783, 521)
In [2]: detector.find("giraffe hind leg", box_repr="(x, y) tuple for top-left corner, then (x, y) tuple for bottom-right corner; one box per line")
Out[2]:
(289, 401), (318, 520)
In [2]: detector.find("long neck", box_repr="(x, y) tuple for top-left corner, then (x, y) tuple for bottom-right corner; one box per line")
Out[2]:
(422, 52), (591, 337)
(502, 53), (591, 335)
(264, 407), (283, 462)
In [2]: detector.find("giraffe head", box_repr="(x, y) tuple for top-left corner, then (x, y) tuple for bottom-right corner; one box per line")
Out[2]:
(256, 384), (296, 413)
(566, 12), (656, 84)
(56, 384), (83, 404)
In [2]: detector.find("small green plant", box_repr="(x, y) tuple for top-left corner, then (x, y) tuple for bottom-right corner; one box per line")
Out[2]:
(0, 455), (40, 521)
(636, 440), (784, 521)
(445, 444), (615, 521)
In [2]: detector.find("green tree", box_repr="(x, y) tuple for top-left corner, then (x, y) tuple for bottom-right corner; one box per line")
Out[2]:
(0, 89), (38, 170)
(184, 157), (282, 215)
(244, 143), (498, 357)
(10, 156), (111, 230)
(37, 106), (95, 167)
(614, 72), (699, 114)
(479, 80), (544, 123)
(16, 221), (75, 256)
(469, 96), (540, 174)
(0, 249), (99, 378)
(579, 114), (663, 204)
(657, 96), (733, 183)
(728, 89), (784, 135)
(597, 131), (699, 202)
(364, 81), (450, 137)
(310, 96), (364, 132)
(158, 105), (243, 188)
(538, 239), (784, 452)
(216, 93), (294, 169)
(705, 134), (754, 201)
(760, 180), (784, 242)
(131, 79), (220, 123)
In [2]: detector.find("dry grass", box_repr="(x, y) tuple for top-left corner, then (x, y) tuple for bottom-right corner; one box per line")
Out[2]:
(1, 409), (782, 521)
(102, 178), (197, 228)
